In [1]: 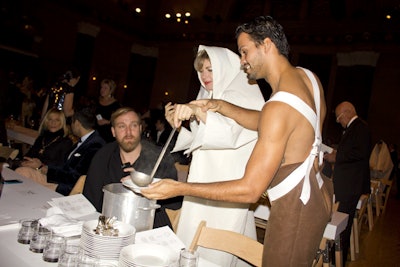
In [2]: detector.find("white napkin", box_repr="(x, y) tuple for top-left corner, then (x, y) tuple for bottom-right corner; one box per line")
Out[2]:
(39, 213), (83, 237)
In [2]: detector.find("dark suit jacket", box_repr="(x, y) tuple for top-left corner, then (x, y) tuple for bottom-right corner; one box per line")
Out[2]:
(155, 128), (171, 146)
(333, 118), (371, 201)
(47, 130), (105, 195)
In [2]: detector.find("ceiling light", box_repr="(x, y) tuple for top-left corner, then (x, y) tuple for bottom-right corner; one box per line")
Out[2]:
(165, 13), (171, 19)
(185, 12), (191, 17)
(176, 13), (181, 18)
(135, 8), (141, 13)
(177, 18), (181, 22)
(386, 14), (391, 19)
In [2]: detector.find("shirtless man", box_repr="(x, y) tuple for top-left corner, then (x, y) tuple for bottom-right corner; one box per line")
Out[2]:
(142, 16), (332, 266)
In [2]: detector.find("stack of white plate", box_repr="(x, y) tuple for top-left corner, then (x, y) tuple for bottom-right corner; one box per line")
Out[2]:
(79, 220), (136, 261)
(118, 243), (175, 267)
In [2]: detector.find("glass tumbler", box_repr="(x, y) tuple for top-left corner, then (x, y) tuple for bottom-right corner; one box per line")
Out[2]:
(77, 251), (99, 267)
(43, 234), (66, 262)
(179, 249), (199, 267)
(29, 226), (51, 253)
(58, 244), (80, 267)
(17, 219), (38, 244)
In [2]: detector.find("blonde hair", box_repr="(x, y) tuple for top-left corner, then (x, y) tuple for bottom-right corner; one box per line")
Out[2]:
(101, 79), (116, 95)
(39, 108), (68, 137)
(110, 107), (141, 127)
(193, 50), (209, 72)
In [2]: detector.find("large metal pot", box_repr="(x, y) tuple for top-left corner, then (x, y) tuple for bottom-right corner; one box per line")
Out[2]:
(102, 183), (159, 232)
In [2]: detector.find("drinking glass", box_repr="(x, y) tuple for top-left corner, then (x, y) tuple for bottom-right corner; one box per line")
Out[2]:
(179, 249), (199, 267)
(43, 234), (66, 262)
(17, 219), (38, 244)
(78, 251), (99, 267)
(29, 226), (51, 253)
(58, 244), (80, 267)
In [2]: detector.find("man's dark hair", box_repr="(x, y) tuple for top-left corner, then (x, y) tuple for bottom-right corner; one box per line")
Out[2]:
(235, 15), (290, 58)
(72, 107), (96, 129)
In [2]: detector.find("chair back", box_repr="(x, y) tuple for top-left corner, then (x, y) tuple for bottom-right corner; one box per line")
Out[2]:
(189, 221), (263, 266)
(69, 175), (86, 195)
(174, 162), (189, 182)
(165, 208), (181, 233)
(0, 145), (19, 160)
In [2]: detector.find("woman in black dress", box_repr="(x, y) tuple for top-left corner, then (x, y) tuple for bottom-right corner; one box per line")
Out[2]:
(20, 108), (73, 168)
(41, 69), (81, 122)
(95, 79), (121, 142)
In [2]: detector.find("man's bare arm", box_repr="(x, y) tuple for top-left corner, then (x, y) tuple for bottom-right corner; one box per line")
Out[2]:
(141, 103), (290, 203)
(191, 99), (261, 131)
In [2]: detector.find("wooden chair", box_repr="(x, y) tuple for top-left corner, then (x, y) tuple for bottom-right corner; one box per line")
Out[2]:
(370, 180), (382, 217)
(370, 178), (392, 217)
(69, 175), (86, 195)
(379, 179), (393, 214)
(0, 145), (19, 160)
(350, 194), (369, 261)
(174, 162), (189, 182)
(314, 202), (349, 267)
(189, 220), (263, 267)
(165, 208), (181, 233)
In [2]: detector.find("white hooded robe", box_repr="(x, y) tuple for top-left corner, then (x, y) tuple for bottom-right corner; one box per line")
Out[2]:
(173, 45), (265, 266)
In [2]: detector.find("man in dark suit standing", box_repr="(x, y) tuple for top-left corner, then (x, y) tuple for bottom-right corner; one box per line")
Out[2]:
(16, 107), (105, 195)
(153, 116), (172, 147)
(324, 101), (371, 264)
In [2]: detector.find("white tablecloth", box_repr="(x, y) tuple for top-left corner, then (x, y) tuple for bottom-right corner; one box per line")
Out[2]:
(6, 125), (39, 146)
(0, 166), (220, 266)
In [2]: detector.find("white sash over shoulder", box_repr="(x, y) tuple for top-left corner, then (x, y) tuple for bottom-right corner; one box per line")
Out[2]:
(267, 67), (324, 205)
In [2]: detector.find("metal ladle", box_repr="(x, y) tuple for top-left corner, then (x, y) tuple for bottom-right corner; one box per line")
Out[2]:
(130, 128), (176, 187)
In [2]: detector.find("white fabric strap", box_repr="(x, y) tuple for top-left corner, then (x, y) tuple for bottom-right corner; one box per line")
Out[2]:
(267, 159), (308, 201)
(268, 92), (317, 130)
(266, 67), (324, 204)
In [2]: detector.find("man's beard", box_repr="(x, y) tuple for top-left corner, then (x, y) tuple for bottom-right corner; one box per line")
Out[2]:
(119, 138), (140, 153)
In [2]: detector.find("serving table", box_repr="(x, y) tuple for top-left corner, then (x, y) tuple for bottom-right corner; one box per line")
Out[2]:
(0, 166), (217, 267)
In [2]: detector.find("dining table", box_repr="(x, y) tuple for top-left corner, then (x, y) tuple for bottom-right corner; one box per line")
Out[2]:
(0, 165), (218, 267)
(6, 124), (39, 146)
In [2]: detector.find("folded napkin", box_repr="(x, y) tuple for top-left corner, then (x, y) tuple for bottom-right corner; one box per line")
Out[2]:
(39, 213), (83, 237)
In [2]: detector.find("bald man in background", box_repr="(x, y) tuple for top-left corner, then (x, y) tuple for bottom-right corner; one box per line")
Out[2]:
(324, 101), (371, 264)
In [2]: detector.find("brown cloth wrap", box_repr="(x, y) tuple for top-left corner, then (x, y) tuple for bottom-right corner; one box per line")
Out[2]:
(262, 162), (333, 267)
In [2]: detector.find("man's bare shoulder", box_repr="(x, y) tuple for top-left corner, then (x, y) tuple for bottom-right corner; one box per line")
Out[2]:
(260, 94), (315, 164)
(259, 100), (302, 134)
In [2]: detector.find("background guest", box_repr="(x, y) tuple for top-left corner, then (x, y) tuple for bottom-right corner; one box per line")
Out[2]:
(83, 107), (182, 229)
(324, 101), (371, 264)
(10, 108), (73, 169)
(16, 107), (105, 195)
(95, 79), (121, 143)
(41, 68), (81, 122)
(152, 115), (171, 147)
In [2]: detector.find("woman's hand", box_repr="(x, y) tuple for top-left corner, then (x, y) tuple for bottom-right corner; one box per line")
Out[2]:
(20, 157), (42, 169)
(97, 118), (110, 126)
(173, 103), (202, 127)
(164, 102), (176, 128)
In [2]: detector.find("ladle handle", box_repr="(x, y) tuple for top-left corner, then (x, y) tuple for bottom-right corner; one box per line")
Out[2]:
(149, 128), (176, 179)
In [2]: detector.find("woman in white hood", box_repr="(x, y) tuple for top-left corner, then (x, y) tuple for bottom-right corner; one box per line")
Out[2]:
(165, 45), (265, 266)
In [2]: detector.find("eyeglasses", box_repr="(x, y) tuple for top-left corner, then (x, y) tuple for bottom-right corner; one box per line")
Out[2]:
(336, 112), (344, 123)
